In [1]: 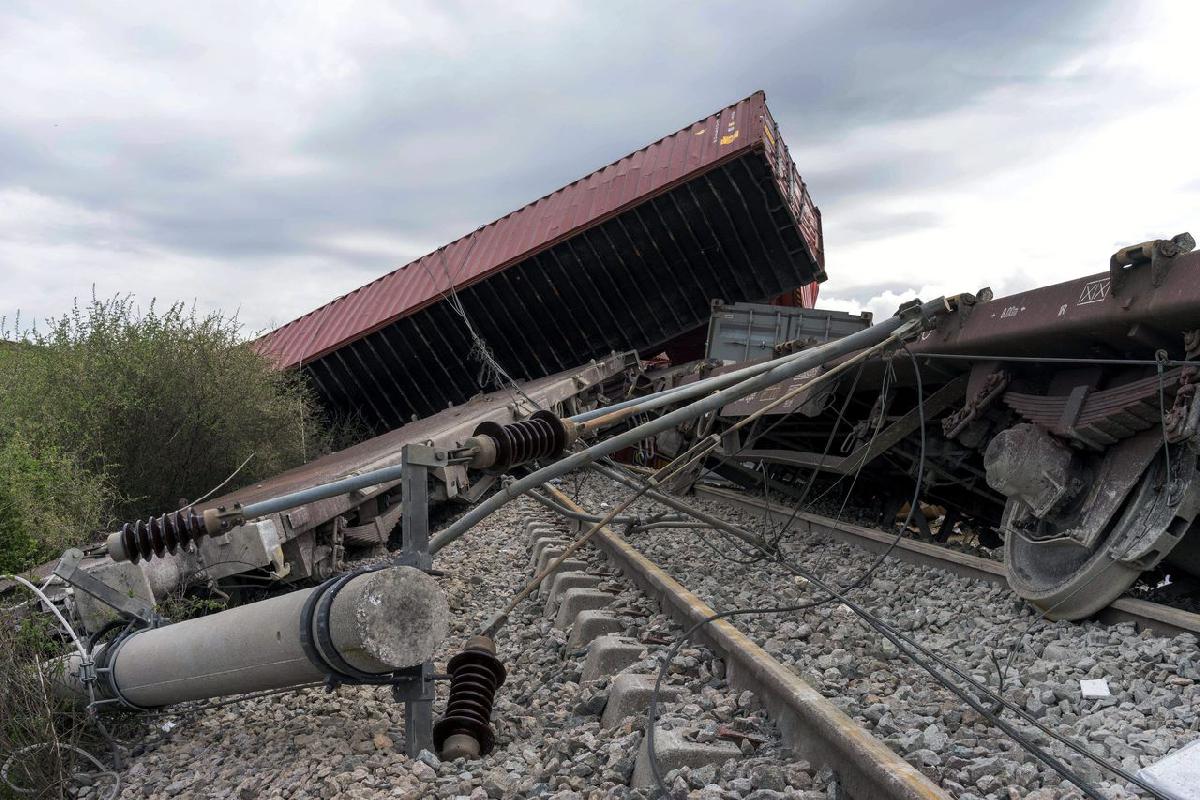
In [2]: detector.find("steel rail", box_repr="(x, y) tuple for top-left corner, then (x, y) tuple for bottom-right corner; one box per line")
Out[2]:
(542, 485), (949, 800)
(694, 484), (1200, 639)
(587, 464), (1158, 799)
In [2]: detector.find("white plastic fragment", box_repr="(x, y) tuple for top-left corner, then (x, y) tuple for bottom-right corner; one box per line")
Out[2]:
(1135, 737), (1200, 800)
(1079, 678), (1110, 698)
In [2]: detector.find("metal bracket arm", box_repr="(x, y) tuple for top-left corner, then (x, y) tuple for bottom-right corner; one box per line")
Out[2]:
(53, 548), (157, 624)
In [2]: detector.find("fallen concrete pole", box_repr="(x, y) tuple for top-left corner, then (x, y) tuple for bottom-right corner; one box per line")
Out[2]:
(61, 566), (448, 709)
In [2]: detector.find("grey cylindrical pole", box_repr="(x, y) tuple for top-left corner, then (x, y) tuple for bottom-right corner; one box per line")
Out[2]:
(63, 566), (448, 708)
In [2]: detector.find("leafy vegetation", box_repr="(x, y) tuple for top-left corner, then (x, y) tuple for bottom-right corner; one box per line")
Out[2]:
(0, 295), (337, 573)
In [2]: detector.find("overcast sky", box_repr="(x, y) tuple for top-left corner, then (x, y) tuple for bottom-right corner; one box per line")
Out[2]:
(2, 1), (1198, 335)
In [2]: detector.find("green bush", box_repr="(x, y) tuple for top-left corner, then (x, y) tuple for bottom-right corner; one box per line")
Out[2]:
(0, 296), (334, 571)
(0, 433), (108, 574)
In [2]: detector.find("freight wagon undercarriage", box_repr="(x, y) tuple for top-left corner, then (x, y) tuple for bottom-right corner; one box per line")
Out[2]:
(652, 232), (1200, 619)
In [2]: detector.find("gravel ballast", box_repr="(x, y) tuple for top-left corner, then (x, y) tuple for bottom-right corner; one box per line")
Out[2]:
(568, 473), (1200, 800)
(102, 496), (830, 800)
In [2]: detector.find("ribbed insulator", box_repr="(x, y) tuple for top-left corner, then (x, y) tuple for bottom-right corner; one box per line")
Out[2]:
(118, 508), (206, 563)
(433, 640), (507, 757)
(472, 410), (568, 472)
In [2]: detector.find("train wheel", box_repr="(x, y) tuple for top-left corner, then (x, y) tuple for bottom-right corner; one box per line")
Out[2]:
(1005, 449), (1199, 620)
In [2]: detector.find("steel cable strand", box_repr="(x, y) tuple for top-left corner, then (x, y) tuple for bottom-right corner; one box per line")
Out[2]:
(589, 355), (884, 567)
(710, 354), (873, 552)
(430, 301), (947, 556)
(588, 464), (1163, 798)
(1, 743), (120, 800)
(426, 234), (543, 411)
(637, 350), (926, 797)
(0, 574), (122, 799)
(728, 512), (1161, 797)
(837, 343), (928, 588)
(631, 338), (902, 564)
(592, 446), (1158, 799)
(765, 552), (1155, 798)
(481, 440), (723, 636)
(615, 486), (1163, 791)
(663, 353), (870, 555)
(620, 496), (1114, 800)
(764, 355), (874, 546)
(798, 355), (901, 552)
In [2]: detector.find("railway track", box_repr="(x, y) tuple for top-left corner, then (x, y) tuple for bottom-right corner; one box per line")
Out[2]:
(542, 469), (1200, 800)
(541, 485), (947, 800)
(47, 469), (1200, 799)
(692, 484), (1200, 641)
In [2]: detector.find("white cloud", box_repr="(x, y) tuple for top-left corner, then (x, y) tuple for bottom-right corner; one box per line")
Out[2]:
(1, 0), (1197, 339)
(0, 187), (377, 337)
(810, 2), (1200, 310)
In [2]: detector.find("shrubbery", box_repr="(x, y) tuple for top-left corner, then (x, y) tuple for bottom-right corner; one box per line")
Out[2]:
(0, 432), (107, 574)
(0, 295), (334, 574)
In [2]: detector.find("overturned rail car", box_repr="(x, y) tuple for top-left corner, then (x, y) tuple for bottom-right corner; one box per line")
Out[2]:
(255, 91), (825, 434)
(654, 235), (1200, 619)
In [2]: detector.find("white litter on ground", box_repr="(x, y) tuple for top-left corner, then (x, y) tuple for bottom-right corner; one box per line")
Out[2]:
(1079, 678), (1111, 698)
(1136, 737), (1200, 800)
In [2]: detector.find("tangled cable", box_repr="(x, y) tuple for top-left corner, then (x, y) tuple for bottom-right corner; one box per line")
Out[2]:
(578, 341), (1168, 799)
(0, 574), (122, 800)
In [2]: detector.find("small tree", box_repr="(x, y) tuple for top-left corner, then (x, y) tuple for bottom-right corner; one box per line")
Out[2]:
(0, 296), (331, 567)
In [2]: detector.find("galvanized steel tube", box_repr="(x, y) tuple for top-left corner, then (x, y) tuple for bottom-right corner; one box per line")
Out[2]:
(429, 300), (946, 554)
(61, 566), (448, 708)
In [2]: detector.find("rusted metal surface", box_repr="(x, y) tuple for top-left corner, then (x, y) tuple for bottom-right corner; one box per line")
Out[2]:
(1002, 368), (1183, 449)
(254, 92), (825, 433)
(913, 251), (1200, 358)
(668, 244), (1200, 620)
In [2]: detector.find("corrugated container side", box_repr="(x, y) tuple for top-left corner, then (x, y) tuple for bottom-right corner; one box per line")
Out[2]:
(256, 91), (820, 371)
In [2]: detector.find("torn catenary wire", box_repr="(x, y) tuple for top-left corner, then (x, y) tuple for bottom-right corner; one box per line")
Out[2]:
(430, 298), (952, 556)
(581, 463), (1166, 800)
(477, 334), (907, 637)
(917, 352), (1200, 368)
(190, 452), (257, 506)
(575, 331), (1175, 798)
(1, 743), (120, 800)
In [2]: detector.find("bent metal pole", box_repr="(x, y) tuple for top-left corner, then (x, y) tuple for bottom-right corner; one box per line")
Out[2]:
(429, 297), (953, 555)
(59, 566), (449, 709)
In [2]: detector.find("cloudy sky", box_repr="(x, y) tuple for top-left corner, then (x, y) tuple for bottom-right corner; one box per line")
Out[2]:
(2, 1), (1197, 335)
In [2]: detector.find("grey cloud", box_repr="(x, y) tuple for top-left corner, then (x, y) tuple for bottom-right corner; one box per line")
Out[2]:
(0, 0), (1122, 329)
(830, 210), (943, 246)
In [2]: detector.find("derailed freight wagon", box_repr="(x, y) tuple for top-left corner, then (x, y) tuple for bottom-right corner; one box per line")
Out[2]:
(5, 91), (828, 628)
(668, 234), (1200, 619)
(255, 91), (826, 435)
